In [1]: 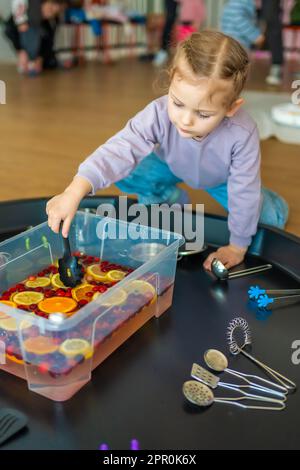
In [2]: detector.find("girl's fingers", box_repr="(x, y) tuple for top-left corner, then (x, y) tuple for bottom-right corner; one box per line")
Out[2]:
(62, 217), (72, 238)
(203, 252), (217, 270)
(51, 217), (63, 234)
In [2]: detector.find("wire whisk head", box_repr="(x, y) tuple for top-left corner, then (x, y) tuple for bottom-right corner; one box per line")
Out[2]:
(227, 317), (252, 355)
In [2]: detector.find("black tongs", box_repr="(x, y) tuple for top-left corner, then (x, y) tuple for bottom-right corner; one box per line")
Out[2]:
(58, 224), (83, 288)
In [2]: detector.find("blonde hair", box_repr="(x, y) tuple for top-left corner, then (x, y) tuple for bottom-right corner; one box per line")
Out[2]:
(167, 31), (250, 108)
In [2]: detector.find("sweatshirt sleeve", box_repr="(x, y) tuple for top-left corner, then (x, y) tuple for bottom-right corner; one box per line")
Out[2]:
(227, 125), (262, 248)
(12, 0), (28, 25)
(76, 100), (165, 195)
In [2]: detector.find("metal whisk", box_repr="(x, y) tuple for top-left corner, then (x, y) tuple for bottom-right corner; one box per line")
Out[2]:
(227, 317), (296, 392)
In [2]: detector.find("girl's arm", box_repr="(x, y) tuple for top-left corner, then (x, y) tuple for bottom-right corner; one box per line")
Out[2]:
(76, 99), (165, 195)
(227, 125), (262, 249)
(203, 125), (261, 271)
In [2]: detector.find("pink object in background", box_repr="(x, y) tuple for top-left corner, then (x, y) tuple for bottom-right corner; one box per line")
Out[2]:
(177, 0), (206, 31)
(176, 24), (197, 42)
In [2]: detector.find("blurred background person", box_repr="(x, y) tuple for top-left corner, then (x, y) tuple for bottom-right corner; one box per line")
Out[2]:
(4, 0), (65, 76)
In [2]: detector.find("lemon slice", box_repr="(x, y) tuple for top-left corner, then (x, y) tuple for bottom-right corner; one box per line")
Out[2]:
(13, 291), (44, 306)
(51, 273), (68, 289)
(102, 288), (128, 307)
(0, 300), (16, 320)
(86, 264), (108, 282)
(106, 270), (127, 282)
(25, 277), (51, 288)
(71, 284), (94, 302)
(124, 280), (156, 299)
(6, 354), (24, 365)
(0, 317), (32, 332)
(59, 338), (93, 359)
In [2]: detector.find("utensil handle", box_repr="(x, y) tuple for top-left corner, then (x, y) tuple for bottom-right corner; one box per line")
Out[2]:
(60, 222), (71, 257)
(226, 368), (287, 394)
(240, 348), (296, 391)
(228, 264), (272, 279)
(62, 236), (71, 258)
(272, 294), (300, 304)
(215, 399), (285, 411)
(267, 289), (300, 296)
(219, 384), (285, 403)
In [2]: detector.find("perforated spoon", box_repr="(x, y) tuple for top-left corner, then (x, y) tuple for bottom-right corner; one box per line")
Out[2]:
(204, 349), (287, 396)
(183, 381), (286, 411)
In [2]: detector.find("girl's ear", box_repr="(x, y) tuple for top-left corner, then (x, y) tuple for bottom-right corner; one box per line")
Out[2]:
(226, 98), (244, 117)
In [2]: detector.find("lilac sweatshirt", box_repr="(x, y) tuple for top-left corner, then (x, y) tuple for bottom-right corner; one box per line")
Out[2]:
(77, 95), (261, 248)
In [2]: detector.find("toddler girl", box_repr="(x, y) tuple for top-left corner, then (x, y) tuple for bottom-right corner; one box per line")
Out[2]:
(46, 31), (288, 271)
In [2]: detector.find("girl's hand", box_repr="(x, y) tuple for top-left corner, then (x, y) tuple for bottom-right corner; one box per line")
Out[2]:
(46, 176), (92, 237)
(46, 190), (81, 238)
(203, 244), (247, 271)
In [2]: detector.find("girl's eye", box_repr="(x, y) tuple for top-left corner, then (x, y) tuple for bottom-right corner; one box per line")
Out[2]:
(173, 101), (183, 108)
(197, 113), (210, 119)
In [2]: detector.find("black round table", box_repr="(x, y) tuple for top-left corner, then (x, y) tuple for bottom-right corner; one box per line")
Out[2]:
(0, 197), (300, 450)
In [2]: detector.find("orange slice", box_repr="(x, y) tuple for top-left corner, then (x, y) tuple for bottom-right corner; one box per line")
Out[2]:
(102, 288), (128, 307)
(106, 270), (127, 282)
(13, 291), (44, 306)
(0, 318), (32, 332)
(38, 297), (77, 314)
(24, 336), (58, 355)
(59, 338), (93, 359)
(86, 264), (108, 282)
(51, 273), (68, 289)
(25, 277), (51, 288)
(71, 284), (94, 302)
(0, 300), (16, 320)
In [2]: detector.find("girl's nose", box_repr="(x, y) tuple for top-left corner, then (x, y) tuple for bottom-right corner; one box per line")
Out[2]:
(181, 111), (193, 127)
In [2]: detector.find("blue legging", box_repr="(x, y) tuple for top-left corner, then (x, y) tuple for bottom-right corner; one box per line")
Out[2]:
(115, 153), (289, 229)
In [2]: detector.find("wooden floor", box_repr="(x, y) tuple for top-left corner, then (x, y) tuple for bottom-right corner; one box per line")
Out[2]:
(0, 57), (300, 237)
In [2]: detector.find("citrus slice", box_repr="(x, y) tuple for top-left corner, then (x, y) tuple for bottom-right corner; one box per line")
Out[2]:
(13, 291), (44, 306)
(0, 300), (16, 320)
(106, 270), (127, 282)
(102, 288), (128, 307)
(86, 264), (108, 282)
(0, 317), (32, 332)
(24, 336), (58, 355)
(38, 297), (77, 315)
(25, 277), (51, 288)
(59, 338), (93, 359)
(92, 292), (101, 301)
(72, 284), (94, 302)
(124, 280), (156, 301)
(6, 354), (24, 365)
(51, 273), (68, 289)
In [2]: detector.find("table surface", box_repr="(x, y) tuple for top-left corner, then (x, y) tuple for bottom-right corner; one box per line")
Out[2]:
(1, 251), (300, 450)
(0, 198), (300, 450)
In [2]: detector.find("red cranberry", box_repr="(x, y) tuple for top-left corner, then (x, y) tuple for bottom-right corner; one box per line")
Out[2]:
(38, 363), (50, 375)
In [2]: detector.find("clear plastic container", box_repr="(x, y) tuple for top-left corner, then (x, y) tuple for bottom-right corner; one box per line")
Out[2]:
(0, 212), (184, 401)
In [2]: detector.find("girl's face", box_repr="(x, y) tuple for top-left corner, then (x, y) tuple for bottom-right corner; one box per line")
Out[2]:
(168, 68), (238, 140)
